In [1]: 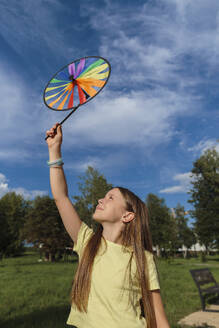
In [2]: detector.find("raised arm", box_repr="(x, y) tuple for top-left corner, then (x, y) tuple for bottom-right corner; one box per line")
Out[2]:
(46, 123), (82, 243)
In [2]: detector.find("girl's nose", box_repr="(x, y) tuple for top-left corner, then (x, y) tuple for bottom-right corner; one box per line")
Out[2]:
(98, 198), (103, 204)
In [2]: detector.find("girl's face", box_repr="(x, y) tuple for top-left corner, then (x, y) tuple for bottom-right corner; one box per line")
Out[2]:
(93, 188), (127, 223)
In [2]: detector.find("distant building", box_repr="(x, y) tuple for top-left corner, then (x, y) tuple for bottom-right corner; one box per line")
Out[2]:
(179, 243), (218, 252)
(152, 243), (218, 252)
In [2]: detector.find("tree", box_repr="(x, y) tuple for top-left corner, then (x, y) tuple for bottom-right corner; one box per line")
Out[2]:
(146, 193), (173, 257)
(188, 148), (219, 252)
(73, 166), (113, 230)
(168, 209), (181, 257)
(0, 192), (27, 257)
(22, 196), (73, 261)
(0, 199), (11, 258)
(174, 204), (196, 258)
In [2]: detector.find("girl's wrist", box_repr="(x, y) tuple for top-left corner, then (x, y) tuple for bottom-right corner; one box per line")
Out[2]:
(49, 148), (62, 162)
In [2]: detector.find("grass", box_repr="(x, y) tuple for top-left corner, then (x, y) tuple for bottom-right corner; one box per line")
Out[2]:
(157, 256), (219, 327)
(0, 250), (219, 328)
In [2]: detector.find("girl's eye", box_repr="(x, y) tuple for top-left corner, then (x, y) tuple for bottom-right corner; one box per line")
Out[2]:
(109, 196), (113, 200)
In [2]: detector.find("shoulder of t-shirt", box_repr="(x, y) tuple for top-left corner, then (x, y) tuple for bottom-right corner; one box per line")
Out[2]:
(73, 221), (94, 256)
(78, 221), (94, 244)
(80, 221), (94, 234)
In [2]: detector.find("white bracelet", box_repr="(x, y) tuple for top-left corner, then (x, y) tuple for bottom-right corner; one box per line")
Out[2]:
(47, 158), (63, 166)
(50, 163), (64, 168)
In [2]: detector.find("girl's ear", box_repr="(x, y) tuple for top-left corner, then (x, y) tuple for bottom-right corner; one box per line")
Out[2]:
(122, 211), (135, 223)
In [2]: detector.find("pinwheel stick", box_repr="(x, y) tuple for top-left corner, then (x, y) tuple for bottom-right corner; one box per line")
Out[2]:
(45, 104), (80, 140)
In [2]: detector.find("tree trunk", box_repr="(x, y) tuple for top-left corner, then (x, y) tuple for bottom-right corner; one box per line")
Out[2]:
(49, 252), (55, 262)
(156, 245), (161, 257)
(44, 250), (49, 261)
(201, 250), (207, 262)
(183, 248), (188, 259)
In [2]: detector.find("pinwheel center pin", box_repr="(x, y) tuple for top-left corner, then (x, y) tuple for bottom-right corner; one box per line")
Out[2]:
(69, 75), (75, 82)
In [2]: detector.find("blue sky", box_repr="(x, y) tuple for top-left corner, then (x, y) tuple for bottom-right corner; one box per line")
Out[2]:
(1, 0), (219, 227)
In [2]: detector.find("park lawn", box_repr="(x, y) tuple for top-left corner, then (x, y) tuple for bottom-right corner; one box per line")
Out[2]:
(0, 250), (218, 328)
(157, 255), (219, 327)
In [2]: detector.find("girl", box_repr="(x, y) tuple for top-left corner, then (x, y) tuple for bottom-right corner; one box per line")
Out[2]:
(46, 123), (170, 328)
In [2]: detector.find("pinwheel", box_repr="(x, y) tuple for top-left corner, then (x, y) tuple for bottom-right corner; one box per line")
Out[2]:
(44, 56), (111, 139)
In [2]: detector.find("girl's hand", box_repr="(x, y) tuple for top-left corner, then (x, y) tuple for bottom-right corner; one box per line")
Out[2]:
(46, 123), (62, 149)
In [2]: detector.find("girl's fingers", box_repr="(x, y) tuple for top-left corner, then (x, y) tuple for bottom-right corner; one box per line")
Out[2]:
(47, 129), (54, 137)
(57, 124), (62, 134)
(52, 123), (59, 130)
(46, 123), (61, 139)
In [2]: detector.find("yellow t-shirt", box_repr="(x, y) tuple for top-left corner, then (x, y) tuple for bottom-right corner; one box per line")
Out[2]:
(67, 222), (160, 328)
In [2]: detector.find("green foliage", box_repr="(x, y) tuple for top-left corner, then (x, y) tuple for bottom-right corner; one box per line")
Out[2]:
(146, 193), (174, 254)
(0, 192), (28, 257)
(72, 166), (113, 230)
(188, 148), (219, 250)
(167, 211), (180, 257)
(22, 196), (73, 261)
(174, 204), (196, 258)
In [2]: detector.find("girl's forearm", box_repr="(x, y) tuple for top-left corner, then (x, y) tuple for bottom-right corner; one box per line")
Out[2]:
(49, 148), (68, 201)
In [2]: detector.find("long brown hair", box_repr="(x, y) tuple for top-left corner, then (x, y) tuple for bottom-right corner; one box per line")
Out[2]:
(70, 186), (160, 328)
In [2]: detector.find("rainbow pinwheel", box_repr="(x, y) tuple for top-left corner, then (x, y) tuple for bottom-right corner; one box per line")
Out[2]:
(44, 56), (111, 111)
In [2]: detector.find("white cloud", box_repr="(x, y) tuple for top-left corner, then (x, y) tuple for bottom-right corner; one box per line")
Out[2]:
(62, 87), (195, 149)
(160, 172), (193, 194)
(0, 149), (31, 161)
(65, 157), (103, 173)
(0, 173), (9, 198)
(65, 151), (131, 173)
(0, 172), (47, 199)
(85, 0), (219, 89)
(0, 63), (63, 162)
(11, 188), (47, 200)
(1, 0), (219, 164)
(0, 0), (74, 63)
(0, 58), (193, 164)
(69, 0), (219, 152)
(188, 139), (219, 155)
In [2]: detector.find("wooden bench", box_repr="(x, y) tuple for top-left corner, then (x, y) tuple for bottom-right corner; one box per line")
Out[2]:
(190, 268), (219, 311)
